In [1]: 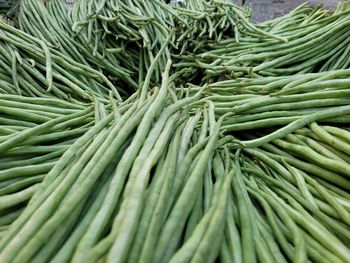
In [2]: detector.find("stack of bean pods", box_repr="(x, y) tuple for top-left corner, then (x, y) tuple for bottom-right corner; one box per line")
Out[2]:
(0, 0), (350, 262)
(15, 0), (285, 95)
(0, 21), (120, 102)
(174, 3), (350, 81)
(0, 95), (93, 238)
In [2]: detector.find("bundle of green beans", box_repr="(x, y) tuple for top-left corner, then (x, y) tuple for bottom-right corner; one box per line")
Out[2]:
(0, 95), (95, 241)
(14, 0), (285, 95)
(13, 0), (138, 93)
(239, 125), (350, 261)
(174, 2), (350, 81)
(67, 0), (272, 89)
(231, 151), (350, 263)
(0, 19), (122, 102)
(0, 0), (349, 262)
(0, 62), (229, 262)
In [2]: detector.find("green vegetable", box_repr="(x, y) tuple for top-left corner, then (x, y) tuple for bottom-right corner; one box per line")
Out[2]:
(0, 1), (350, 262)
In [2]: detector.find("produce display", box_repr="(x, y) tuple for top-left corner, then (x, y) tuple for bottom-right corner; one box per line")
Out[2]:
(0, 0), (350, 262)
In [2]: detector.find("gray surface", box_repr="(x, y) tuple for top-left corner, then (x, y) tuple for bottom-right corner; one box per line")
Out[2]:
(232, 0), (339, 23)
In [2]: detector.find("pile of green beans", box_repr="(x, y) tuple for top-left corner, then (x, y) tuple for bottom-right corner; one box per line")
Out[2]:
(13, 0), (285, 95)
(0, 0), (350, 262)
(14, 0), (139, 93)
(0, 95), (95, 240)
(0, 19), (121, 102)
(174, 3), (350, 82)
(0, 61), (227, 262)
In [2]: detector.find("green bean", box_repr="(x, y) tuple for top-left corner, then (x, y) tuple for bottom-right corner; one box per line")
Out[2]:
(106, 113), (181, 262)
(0, 116), (35, 128)
(4, 103), (151, 262)
(310, 122), (350, 155)
(323, 125), (350, 143)
(247, 147), (350, 189)
(48, 105), (150, 262)
(129, 127), (182, 263)
(0, 106), (92, 153)
(0, 111), (116, 249)
(271, 189), (350, 261)
(274, 138), (350, 178)
(276, 78), (350, 96)
(21, 128), (89, 146)
(190, 169), (234, 263)
(0, 98), (81, 114)
(221, 199), (242, 263)
(4, 145), (69, 156)
(0, 208), (24, 226)
(231, 105), (350, 149)
(34, 139), (123, 263)
(0, 184), (39, 211)
(0, 126), (17, 136)
(152, 115), (226, 263)
(267, 176), (350, 242)
(31, 200), (86, 263)
(171, 137), (210, 205)
(184, 184), (203, 242)
(0, 105), (51, 123)
(254, 212), (288, 263)
(71, 64), (172, 263)
(231, 151), (257, 263)
(0, 163), (54, 182)
(257, 184), (308, 263)
(168, 202), (213, 263)
(309, 180), (350, 225)
(283, 160), (318, 209)
(0, 175), (45, 196)
(50, 174), (110, 263)
(247, 187), (295, 261)
(292, 134), (345, 162)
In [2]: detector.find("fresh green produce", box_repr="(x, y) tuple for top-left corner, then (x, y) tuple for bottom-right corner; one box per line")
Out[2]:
(0, 0), (349, 262)
(0, 0), (19, 16)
